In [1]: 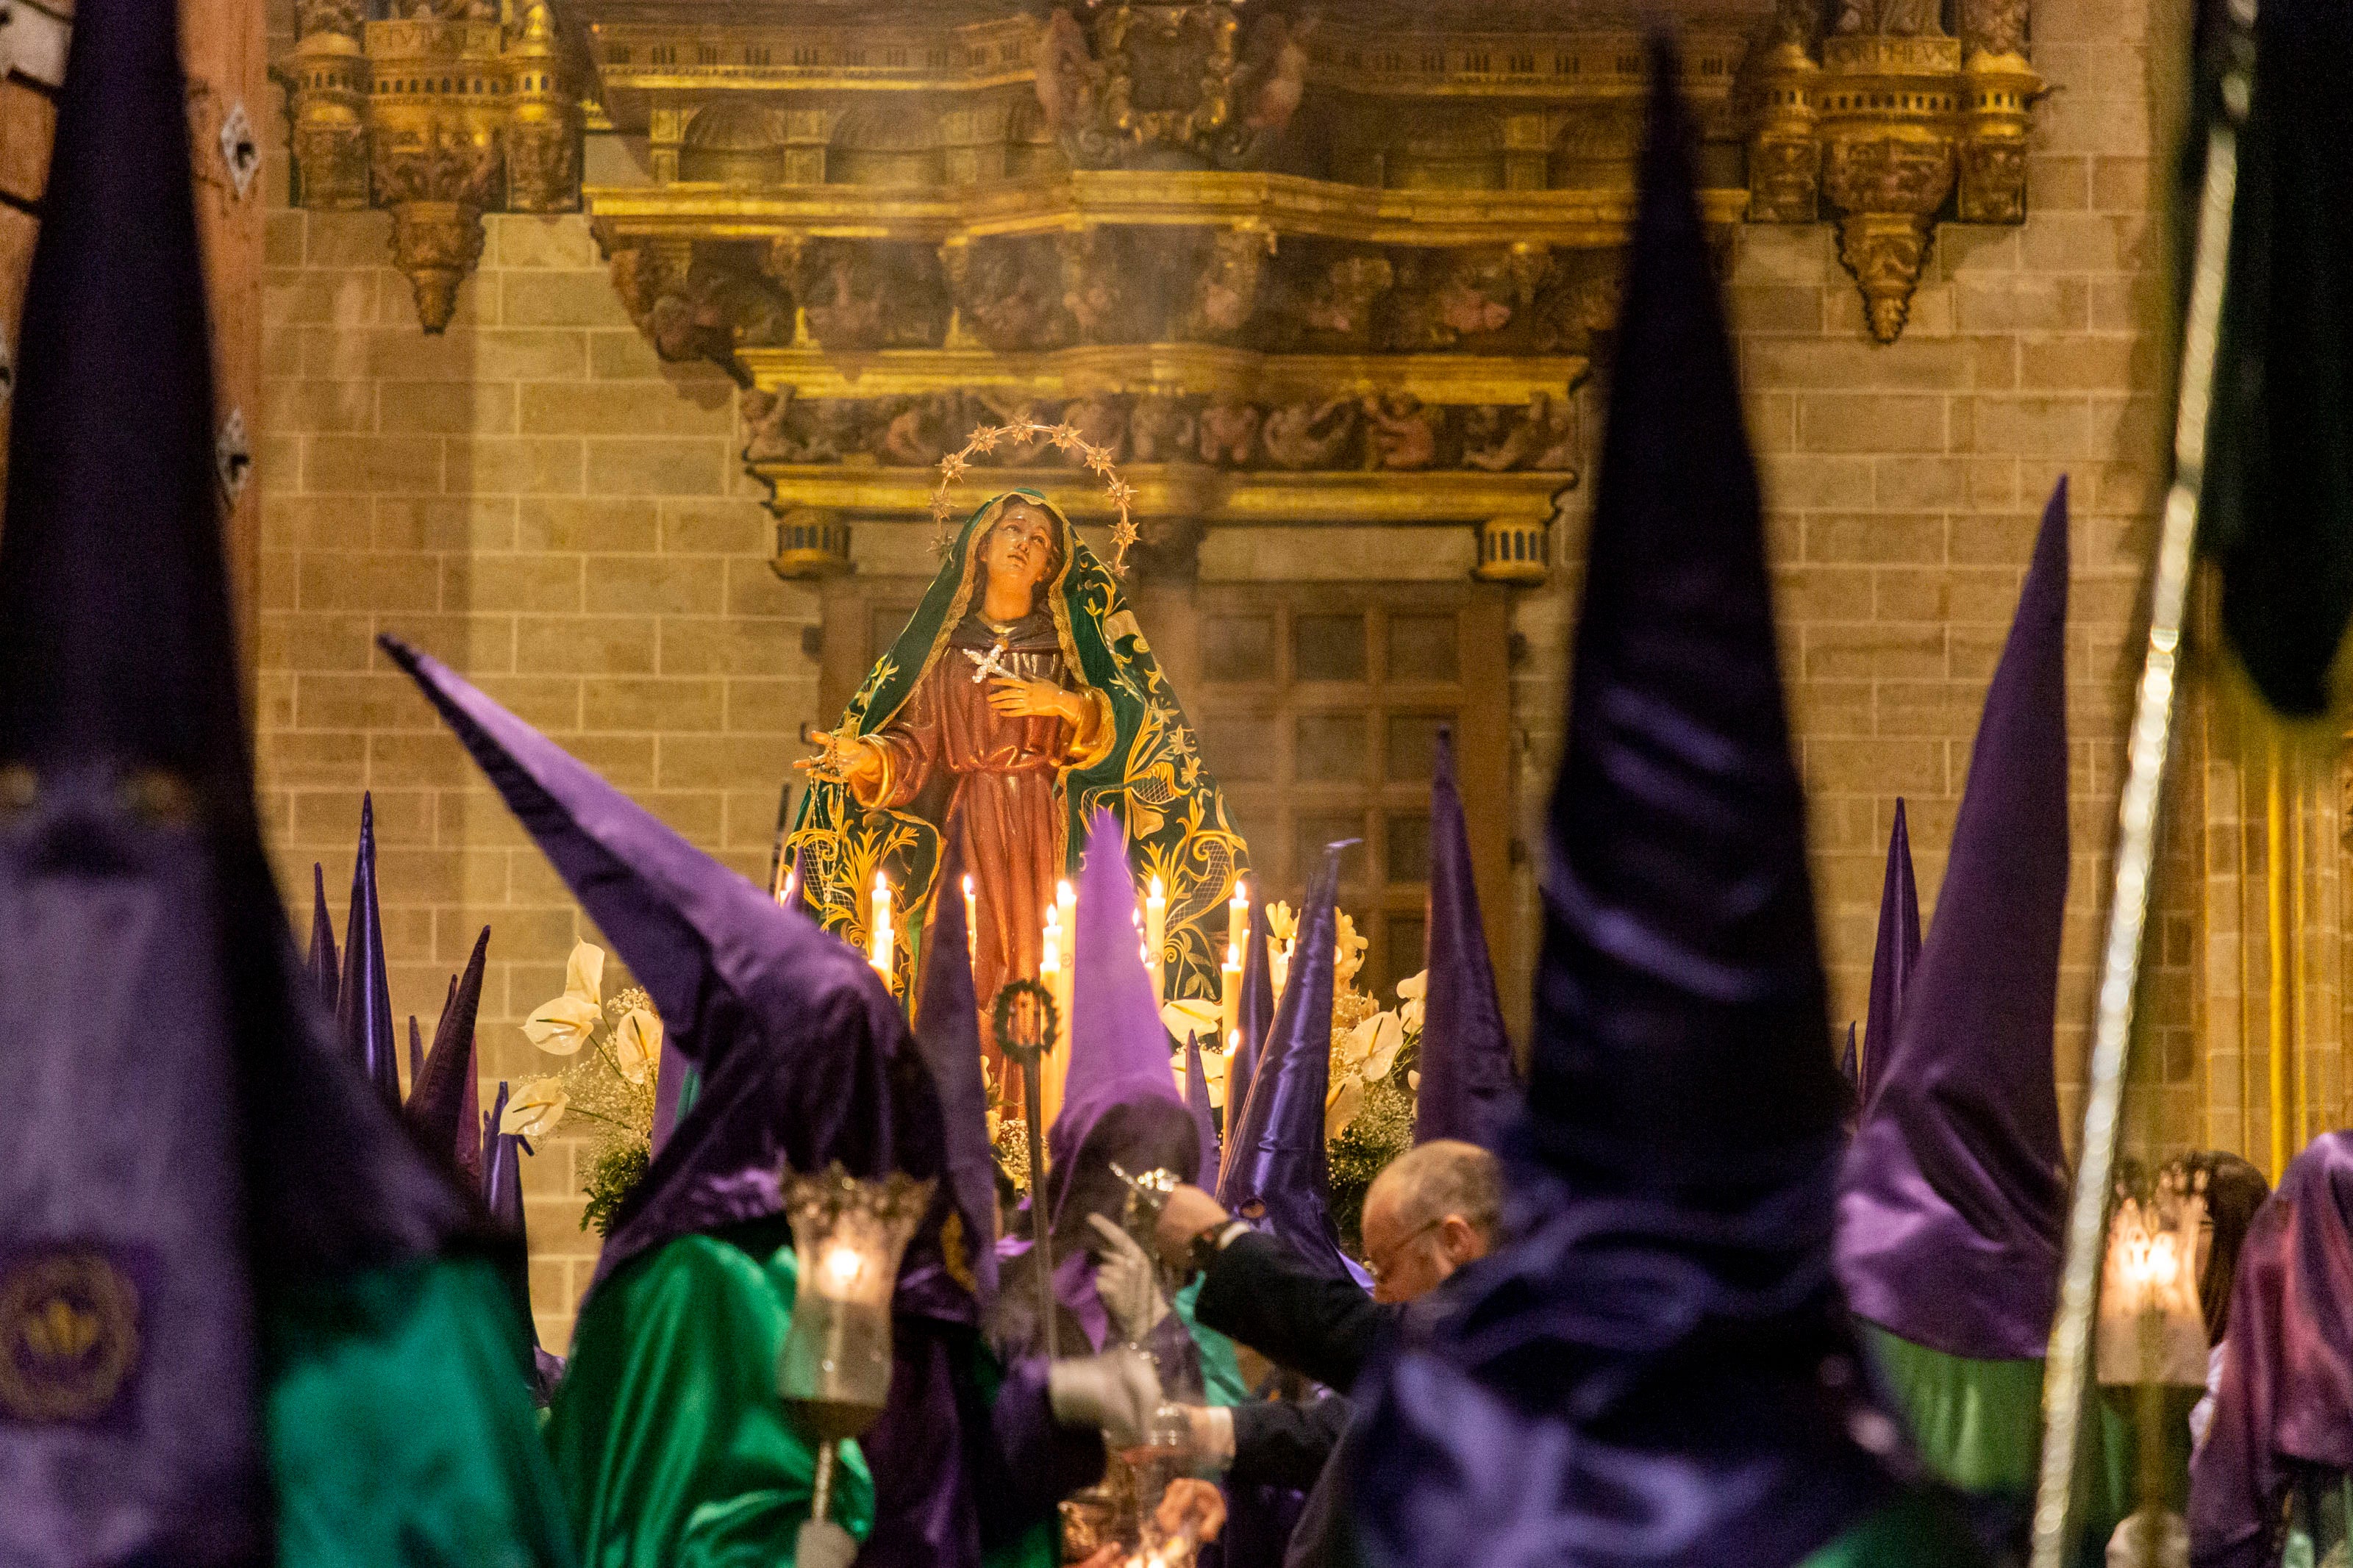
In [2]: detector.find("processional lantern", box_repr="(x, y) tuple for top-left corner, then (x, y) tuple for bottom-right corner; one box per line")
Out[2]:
(776, 1163), (933, 1526)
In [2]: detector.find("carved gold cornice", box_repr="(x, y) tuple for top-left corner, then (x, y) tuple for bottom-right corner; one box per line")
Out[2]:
(273, 0), (2047, 585)
(735, 346), (1590, 407)
(749, 463), (1566, 526)
(582, 172), (1751, 248)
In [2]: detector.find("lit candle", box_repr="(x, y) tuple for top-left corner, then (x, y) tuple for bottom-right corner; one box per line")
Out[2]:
(778, 863), (799, 909)
(1144, 874), (1167, 1002)
(1054, 877), (1077, 1020)
(868, 871), (893, 986)
(963, 874), (978, 964)
(1038, 913), (1066, 1139)
(1220, 938), (1243, 1048)
(1042, 906), (1065, 1026)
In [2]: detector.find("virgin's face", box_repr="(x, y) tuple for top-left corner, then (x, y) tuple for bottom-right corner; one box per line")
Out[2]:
(980, 503), (1056, 601)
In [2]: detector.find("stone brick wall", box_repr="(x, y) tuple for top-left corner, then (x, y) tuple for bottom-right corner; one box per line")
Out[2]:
(256, 0), (2200, 1348)
(259, 180), (814, 1344)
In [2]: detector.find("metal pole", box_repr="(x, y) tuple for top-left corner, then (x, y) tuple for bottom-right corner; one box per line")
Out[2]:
(1024, 1055), (1057, 1359)
(2027, 12), (2252, 1561)
(2267, 737), (2292, 1178)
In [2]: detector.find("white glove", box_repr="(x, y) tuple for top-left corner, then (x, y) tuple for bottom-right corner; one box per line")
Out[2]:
(1174, 1404), (1236, 1475)
(1048, 1345), (1163, 1450)
(793, 1517), (860, 1568)
(2104, 1508), (2187, 1568)
(1088, 1212), (1170, 1344)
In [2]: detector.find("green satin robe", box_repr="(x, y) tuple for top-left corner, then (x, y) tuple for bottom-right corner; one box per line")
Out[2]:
(265, 1253), (576, 1568)
(1796, 1492), (1988, 1567)
(1862, 1324), (2136, 1564)
(543, 1220), (876, 1568)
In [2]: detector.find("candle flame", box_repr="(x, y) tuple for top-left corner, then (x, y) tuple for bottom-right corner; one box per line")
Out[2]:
(820, 1244), (865, 1295)
(963, 873), (974, 896)
(1150, 875), (1164, 900)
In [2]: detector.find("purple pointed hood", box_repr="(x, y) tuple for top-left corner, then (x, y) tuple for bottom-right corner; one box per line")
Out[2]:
(1859, 800), (1921, 1108)
(408, 925), (488, 1188)
(2190, 1134), (2353, 1568)
(307, 862), (340, 1014)
(649, 1032), (691, 1159)
(1350, 49), (1907, 1568)
(1219, 843), (1361, 1285)
(0, 0), (469, 1547)
(1046, 811), (1184, 1211)
(383, 637), (922, 1295)
(1219, 889), (1277, 1192)
(1003, 814), (1202, 1350)
(1838, 481), (2071, 1363)
(337, 794), (404, 1107)
(1185, 1034), (1220, 1178)
(481, 1082), (563, 1404)
(1413, 726), (1518, 1150)
(910, 838), (1000, 1318)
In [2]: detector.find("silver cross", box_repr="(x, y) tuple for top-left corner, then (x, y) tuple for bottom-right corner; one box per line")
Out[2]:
(961, 638), (1013, 684)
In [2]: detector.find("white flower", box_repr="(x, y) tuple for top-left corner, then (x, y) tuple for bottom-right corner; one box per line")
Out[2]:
(1360, 1012), (1404, 1081)
(1324, 1075), (1365, 1142)
(565, 942), (606, 1008)
(1396, 970), (1428, 1034)
(1161, 998), (1220, 1043)
(1336, 1011), (1404, 1081)
(504, 1076), (568, 1138)
(523, 993), (601, 1056)
(613, 1006), (662, 1085)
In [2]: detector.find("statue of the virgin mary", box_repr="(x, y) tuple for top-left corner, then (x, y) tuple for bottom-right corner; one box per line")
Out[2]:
(791, 487), (1246, 1091)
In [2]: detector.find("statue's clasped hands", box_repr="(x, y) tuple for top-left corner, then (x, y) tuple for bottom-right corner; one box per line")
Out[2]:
(988, 676), (1085, 724)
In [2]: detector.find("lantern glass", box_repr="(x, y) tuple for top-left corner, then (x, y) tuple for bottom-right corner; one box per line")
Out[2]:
(776, 1163), (934, 1439)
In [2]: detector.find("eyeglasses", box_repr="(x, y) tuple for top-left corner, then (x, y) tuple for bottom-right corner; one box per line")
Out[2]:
(1365, 1217), (1444, 1288)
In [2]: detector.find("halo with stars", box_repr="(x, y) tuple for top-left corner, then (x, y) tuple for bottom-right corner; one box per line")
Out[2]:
(928, 419), (1139, 577)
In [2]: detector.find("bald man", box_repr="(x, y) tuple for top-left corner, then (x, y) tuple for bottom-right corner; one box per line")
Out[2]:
(1151, 1141), (1502, 1567)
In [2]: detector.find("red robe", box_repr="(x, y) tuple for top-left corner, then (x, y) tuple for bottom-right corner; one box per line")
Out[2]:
(854, 611), (1112, 1098)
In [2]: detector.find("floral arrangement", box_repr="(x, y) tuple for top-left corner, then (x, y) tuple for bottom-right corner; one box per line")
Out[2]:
(1325, 961), (1422, 1252)
(1253, 901), (1425, 1252)
(505, 941), (665, 1237)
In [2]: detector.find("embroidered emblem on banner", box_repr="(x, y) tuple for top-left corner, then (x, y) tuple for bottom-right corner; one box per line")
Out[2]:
(0, 1246), (142, 1423)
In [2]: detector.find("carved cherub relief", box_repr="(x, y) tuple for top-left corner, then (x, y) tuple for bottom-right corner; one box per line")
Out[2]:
(1196, 401), (1261, 467)
(1260, 397), (1360, 470)
(1130, 395), (1198, 463)
(1363, 393), (1443, 471)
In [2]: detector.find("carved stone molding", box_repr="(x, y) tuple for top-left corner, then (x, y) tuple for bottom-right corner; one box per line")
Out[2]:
(596, 232), (791, 382)
(738, 384), (1579, 479)
(282, 1), (582, 332)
